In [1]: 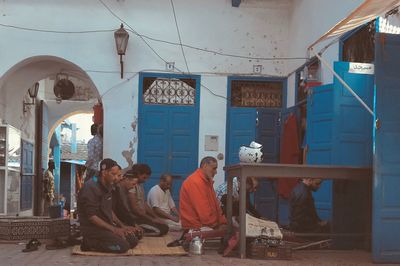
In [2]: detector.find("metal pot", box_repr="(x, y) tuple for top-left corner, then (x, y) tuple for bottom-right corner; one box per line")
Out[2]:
(189, 236), (205, 255)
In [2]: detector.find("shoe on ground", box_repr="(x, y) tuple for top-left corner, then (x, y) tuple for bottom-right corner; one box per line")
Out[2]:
(223, 231), (239, 257)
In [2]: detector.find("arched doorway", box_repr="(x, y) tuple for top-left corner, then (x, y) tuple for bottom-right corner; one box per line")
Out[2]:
(0, 55), (100, 216)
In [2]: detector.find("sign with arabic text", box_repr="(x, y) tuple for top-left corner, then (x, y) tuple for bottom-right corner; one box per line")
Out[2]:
(348, 62), (374, 75)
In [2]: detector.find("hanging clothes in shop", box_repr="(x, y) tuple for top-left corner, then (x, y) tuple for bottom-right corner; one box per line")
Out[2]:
(278, 113), (300, 199)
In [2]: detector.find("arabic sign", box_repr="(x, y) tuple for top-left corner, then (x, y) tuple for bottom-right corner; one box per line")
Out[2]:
(348, 63), (374, 75)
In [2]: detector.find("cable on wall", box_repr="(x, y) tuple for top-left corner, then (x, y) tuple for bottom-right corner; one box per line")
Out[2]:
(170, 0), (190, 73)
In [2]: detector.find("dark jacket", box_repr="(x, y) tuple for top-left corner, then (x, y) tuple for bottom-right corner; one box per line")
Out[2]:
(288, 182), (321, 232)
(77, 179), (114, 231)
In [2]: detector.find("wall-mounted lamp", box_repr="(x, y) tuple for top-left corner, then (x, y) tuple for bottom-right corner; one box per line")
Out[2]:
(23, 82), (39, 113)
(114, 24), (129, 79)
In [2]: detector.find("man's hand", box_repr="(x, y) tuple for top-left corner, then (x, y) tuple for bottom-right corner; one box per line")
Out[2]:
(171, 215), (179, 223)
(155, 218), (167, 225)
(133, 225), (144, 234)
(318, 220), (328, 227)
(112, 227), (126, 239)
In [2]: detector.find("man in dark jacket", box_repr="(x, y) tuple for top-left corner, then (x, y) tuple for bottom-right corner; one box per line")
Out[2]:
(288, 178), (330, 233)
(78, 158), (139, 253)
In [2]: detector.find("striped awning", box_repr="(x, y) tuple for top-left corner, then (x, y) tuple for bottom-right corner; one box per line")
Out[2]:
(309, 0), (400, 49)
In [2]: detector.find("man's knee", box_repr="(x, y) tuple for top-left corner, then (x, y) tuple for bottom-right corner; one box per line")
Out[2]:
(126, 233), (139, 249)
(158, 223), (169, 236)
(108, 238), (130, 253)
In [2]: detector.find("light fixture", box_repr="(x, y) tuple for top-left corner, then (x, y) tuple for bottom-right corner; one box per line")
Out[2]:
(114, 23), (129, 79)
(23, 82), (39, 113)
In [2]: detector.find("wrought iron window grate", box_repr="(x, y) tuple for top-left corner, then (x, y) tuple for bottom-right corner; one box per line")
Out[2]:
(231, 80), (282, 108)
(143, 77), (196, 105)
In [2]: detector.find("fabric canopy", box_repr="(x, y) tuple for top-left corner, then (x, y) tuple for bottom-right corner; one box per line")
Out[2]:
(309, 0), (400, 49)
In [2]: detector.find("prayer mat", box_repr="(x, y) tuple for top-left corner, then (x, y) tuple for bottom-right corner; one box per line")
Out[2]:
(72, 234), (187, 256)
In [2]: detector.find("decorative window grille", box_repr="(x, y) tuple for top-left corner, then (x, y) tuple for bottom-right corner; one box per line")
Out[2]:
(143, 77), (196, 105)
(230, 80), (282, 108)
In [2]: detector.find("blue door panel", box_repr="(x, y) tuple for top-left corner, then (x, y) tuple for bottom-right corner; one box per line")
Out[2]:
(373, 32), (400, 263)
(307, 84), (334, 220)
(255, 109), (280, 221)
(140, 108), (169, 193)
(169, 108), (198, 203)
(226, 108), (257, 165)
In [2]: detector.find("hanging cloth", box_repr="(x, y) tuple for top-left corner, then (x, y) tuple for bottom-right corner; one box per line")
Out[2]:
(277, 113), (300, 199)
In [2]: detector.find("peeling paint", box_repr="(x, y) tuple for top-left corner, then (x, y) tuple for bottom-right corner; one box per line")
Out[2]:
(121, 116), (138, 172)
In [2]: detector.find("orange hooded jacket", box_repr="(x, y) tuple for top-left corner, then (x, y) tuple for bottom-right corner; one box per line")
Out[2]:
(180, 169), (227, 229)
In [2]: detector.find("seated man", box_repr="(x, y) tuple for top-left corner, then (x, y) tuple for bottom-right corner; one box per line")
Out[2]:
(112, 167), (143, 239)
(147, 173), (181, 231)
(288, 178), (330, 233)
(78, 158), (138, 253)
(215, 176), (261, 219)
(180, 156), (227, 236)
(127, 163), (169, 236)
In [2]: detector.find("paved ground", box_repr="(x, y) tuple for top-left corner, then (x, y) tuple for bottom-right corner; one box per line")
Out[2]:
(0, 242), (397, 266)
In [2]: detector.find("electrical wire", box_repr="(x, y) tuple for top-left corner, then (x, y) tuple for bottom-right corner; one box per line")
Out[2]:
(0, 23), (114, 34)
(170, 0), (190, 73)
(100, 72), (139, 99)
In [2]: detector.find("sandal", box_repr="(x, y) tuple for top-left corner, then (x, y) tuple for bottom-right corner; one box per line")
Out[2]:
(22, 238), (41, 252)
(167, 239), (183, 247)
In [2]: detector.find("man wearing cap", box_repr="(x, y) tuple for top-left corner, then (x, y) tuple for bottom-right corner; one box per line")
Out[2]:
(78, 158), (139, 253)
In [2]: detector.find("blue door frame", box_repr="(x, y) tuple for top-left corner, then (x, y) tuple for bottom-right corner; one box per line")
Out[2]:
(137, 72), (200, 205)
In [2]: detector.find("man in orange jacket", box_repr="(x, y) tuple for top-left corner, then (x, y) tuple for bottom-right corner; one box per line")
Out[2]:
(180, 156), (227, 231)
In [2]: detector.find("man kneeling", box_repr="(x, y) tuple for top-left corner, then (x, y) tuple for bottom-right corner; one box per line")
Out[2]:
(289, 178), (330, 233)
(78, 159), (138, 253)
(147, 173), (181, 231)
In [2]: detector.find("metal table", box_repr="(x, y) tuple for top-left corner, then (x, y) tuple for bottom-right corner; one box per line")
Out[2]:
(223, 163), (372, 259)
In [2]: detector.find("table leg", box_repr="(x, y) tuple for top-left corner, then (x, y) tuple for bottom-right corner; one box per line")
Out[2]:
(239, 173), (247, 259)
(227, 176), (233, 230)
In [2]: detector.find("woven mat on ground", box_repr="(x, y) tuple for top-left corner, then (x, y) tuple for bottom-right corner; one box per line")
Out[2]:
(72, 234), (187, 256)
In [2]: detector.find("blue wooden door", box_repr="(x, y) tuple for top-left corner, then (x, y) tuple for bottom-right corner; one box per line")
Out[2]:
(138, 73), (200, 204)
(373, 32), (400, 263)
(254, 109), (281, 220)
(331, 61), (374, 249)
(21, 140), (34, 211)
(306, 84), (334, 220)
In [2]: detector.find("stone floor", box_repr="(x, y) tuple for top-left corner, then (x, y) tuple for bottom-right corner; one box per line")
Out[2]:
(0, 242), (397, 266)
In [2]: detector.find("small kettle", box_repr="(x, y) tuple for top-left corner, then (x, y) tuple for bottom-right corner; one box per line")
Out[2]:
(189, 236), (205, 255)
